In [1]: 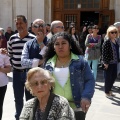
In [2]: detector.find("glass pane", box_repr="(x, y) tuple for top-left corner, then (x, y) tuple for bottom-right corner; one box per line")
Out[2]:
(81, 4), (87, 8)
(81, 0), (86, 3)
(64, 4), (69, 9)
(87, 4), (93, 8)
(70, 0), (74, 3)
(94, 0), (100, 2)
(70, 4), (74, 9)
(88, 0), (92, 2)
(64, 0), (69, 4)
(76, 0), (81, 4)
(94, 4), (100, 8)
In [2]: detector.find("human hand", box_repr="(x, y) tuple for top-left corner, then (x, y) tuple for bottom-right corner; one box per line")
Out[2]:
(0, 48), (8, 55)
(82, 26), (86, 32)
(38, 59), (44, 66)
(81, 98), (91, 113)
(104, 64), (108, 69)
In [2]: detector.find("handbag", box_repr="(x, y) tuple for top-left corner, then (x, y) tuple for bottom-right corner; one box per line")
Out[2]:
(87, 47), (101, 60)
(74, 108), (86, 120)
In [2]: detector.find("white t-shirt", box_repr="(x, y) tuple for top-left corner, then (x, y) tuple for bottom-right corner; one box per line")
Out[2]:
(53, 67), (69, 87)
(0, 54), (10, 87)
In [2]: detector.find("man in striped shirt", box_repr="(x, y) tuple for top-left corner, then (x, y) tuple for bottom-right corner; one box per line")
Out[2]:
(8, 15), (35, 120)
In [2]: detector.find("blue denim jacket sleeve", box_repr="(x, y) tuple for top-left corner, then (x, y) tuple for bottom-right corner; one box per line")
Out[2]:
(69, 56), (95, 107)
(81, 59), (95, 100)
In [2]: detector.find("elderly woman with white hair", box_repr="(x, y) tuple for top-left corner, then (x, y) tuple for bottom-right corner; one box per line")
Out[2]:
(20, 67), (75, 120)
(102, 25), (119, 98)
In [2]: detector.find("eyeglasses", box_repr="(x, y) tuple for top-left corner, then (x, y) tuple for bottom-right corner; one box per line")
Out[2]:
(110, 31), (117, 34)
(30, 79), (48, 87)
(33, 24), (45, 28)
(56, 26), (64, 29)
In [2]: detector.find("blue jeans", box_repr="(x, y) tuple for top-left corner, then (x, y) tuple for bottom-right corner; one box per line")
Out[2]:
(87, 59), (99, 80)
(13, 70), (33, 120)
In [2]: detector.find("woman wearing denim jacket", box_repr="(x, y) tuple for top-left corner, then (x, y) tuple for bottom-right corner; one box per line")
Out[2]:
(44, 32), (95, 120)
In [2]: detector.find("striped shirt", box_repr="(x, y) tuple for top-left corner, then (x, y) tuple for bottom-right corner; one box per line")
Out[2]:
(8, 32), (35, 69)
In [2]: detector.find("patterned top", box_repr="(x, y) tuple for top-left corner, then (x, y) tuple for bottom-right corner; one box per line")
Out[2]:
(19, 94), (75, 120)
(102, 39), (119, 64)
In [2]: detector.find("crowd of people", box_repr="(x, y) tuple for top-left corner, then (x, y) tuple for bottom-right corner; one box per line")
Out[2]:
(0, 14), (120, 120)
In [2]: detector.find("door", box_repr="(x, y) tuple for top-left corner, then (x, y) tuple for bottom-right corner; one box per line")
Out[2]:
(99, 10), (115, 28)
(63, 12), (80, 31)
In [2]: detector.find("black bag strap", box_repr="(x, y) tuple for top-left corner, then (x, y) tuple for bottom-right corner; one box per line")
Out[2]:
(42, 93), (56, 120)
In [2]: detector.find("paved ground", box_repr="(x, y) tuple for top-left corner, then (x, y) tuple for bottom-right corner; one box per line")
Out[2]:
(2, 69), (120, 120)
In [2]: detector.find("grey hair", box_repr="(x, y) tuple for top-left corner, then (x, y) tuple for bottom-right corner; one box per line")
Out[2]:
(50, 20), (63, 33)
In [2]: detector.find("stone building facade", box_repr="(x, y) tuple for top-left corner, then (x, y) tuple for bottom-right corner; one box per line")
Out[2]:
(0, 0), (120, 31)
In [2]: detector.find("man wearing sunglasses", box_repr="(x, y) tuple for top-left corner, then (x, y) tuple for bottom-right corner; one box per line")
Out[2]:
(47, 20), (64, 40)
(21, 18), (48, 71)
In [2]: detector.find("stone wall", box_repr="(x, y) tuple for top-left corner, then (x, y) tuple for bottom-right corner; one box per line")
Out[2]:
(0, 0), (120, 32)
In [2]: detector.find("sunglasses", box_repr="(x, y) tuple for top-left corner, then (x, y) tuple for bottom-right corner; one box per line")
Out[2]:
(56, 26), (64, 29)
(30, 79), (48, 87)
(33, 24), (45, 28)
(110, 31), (117, 34)
(93, 27), (99, 29)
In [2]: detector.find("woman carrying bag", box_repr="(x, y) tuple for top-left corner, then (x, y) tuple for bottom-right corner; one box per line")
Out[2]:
(85, 25), (101, 81)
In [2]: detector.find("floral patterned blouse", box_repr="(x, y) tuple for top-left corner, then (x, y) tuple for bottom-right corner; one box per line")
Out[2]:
(19, 94), (75, 120)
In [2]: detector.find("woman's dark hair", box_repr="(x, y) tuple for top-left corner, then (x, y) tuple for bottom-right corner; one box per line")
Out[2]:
(44, 32), (82, 61)
(68, 26), (79, 41)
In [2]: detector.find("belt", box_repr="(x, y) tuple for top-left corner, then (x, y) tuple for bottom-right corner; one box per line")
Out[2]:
(13, 68), (27, 72)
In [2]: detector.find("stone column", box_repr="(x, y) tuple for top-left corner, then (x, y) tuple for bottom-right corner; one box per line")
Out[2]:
(31, 0), (44, 21)
(114, 0), (120, 21)
(0, 0), (13, 31)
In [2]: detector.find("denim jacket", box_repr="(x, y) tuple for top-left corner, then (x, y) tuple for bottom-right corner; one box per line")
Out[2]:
(44, 53), (95, 108)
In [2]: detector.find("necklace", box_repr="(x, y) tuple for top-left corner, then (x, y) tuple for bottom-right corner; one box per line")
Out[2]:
(57, 58), (70, 68)
(40, 104), (47, 112)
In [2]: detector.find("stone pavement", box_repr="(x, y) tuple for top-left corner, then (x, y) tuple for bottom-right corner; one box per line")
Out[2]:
(2, 69), (120, 120)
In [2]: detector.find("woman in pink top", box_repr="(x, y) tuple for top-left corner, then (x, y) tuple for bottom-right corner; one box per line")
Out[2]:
(0, 37), (11, 120)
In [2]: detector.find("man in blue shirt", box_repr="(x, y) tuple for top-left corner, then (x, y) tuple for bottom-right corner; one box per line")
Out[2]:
(21, 19), (48, 69)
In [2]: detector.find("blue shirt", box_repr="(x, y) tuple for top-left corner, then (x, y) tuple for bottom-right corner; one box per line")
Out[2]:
(21, 36), (48, 68)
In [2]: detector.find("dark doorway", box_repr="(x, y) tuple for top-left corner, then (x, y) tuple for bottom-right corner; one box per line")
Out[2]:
(80, 11), (99, 27)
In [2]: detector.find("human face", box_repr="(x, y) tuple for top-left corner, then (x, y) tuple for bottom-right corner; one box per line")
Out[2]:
(92, 26), (99, 33)
(109, 30), (117, 39)
(72, 27), (75, 34)
(15, 18), (27, 33)
(88, 28), (92, 34)
(7, 27), (12, 33)
(29, 72), (51, 99)
(32, 21), (46, 35)
(54, 37), (71, 58)
(54, 23), (64, 33)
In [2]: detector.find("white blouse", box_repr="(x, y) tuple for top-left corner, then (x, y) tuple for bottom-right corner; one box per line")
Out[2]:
(53, 67), (69, 87)
(0, 54), (10, 87)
